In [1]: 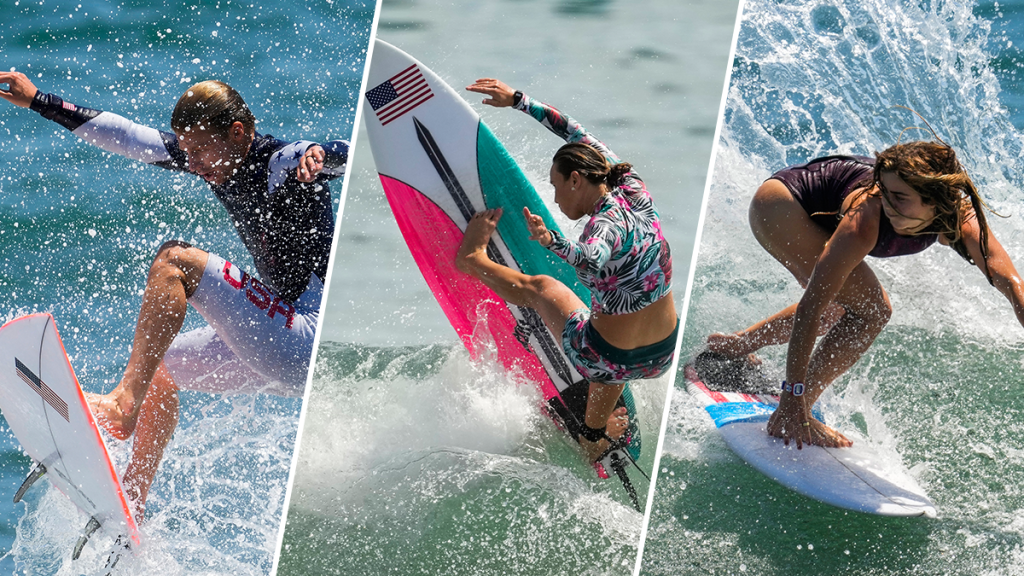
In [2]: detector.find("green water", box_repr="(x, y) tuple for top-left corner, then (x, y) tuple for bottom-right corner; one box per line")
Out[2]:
(640, 0), (1024, 573)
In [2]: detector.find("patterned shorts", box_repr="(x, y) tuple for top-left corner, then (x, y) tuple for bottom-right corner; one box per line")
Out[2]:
(562, 308), (679, 385)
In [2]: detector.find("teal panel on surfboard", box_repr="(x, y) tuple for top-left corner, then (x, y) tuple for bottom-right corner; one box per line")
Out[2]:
(476, 123), (589, 303)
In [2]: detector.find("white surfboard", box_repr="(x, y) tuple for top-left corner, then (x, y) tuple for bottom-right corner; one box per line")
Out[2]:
(684, 357), (936, 517)
(0, 313), (140, 557)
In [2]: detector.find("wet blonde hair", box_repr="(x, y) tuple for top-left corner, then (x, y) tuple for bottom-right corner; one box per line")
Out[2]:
(170, 80), (255, 137)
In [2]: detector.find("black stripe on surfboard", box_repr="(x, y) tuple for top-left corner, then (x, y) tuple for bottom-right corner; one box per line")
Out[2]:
(413, 116), (580, 387)
(413, 116), (476, 225)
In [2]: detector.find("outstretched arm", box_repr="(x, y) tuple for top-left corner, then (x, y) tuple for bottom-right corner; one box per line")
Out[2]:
(0, 71), (36, 107)
(465, 78), (623, 167)
(959, 216), (1024, 328)
(1, 71), (188, 171)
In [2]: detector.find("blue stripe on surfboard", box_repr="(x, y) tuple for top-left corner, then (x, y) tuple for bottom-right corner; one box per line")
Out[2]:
(706, 402), (827, 428)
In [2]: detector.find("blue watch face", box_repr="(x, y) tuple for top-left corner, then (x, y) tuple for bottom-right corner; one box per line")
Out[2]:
(793, 382), (805, 396)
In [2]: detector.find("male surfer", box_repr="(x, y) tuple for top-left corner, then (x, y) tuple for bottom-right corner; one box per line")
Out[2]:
(0, 71), (347, 519)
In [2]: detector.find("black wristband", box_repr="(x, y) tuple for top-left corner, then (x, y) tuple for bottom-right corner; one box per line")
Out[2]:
(579, 422), (606, 443)
(513, 90), (523, 107)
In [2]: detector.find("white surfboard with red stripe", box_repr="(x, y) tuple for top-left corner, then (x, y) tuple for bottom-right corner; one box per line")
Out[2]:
(685, 361), (936, 518)
(0, 313), (139, 557)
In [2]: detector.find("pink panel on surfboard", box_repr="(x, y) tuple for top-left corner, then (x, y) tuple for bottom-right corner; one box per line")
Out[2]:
(380, 175), (559, 401)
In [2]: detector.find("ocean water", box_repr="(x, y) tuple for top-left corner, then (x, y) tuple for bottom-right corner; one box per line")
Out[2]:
(276, 0), (740, 574)
(0, 0), (373, 574)
(640, 0), (1024, 574)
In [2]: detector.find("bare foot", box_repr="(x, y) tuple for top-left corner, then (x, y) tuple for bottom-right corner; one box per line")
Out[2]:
(85, 391), (136, 441)
(706, 332), (760, 361)
(455, 209), (502, 275)
(580, 407), (629, 462)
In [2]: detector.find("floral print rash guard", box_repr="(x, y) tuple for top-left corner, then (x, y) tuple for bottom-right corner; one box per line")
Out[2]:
(514, 94), (672, 315)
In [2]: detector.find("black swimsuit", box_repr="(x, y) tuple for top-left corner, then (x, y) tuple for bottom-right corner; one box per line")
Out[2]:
(770, 155), (937, 258)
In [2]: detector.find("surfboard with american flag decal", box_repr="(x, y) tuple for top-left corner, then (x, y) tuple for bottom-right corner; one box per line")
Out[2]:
(0, 313), (139, 558)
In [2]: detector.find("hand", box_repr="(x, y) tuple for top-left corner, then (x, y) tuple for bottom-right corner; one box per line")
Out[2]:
(766, 395), (852, 449)
(297, 145), (324, 183)
(523, 207), (553, 246)
(465, 78), (516, 108)
(0, 71), (39, 108)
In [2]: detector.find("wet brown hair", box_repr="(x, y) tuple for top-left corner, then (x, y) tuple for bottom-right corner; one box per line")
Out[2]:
(170, 80), (255, 137)
(552, 142), (632, 188)
(869, 141), (994, 283)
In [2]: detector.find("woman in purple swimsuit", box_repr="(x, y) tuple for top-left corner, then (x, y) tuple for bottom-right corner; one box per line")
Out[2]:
(708, 143), (1024, 449)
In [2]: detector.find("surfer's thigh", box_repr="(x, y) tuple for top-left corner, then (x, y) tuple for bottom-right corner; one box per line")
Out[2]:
(748, 179), (831, 287)
(832, 259), (891, 330)
(183, 253), (321, 396)
(523, 274), (588, 339)
(163, 326), (302, 396)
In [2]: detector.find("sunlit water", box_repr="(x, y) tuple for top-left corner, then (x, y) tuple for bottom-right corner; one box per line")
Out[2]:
(641, 0), (1024, 574)
(0, 0), (373, 573)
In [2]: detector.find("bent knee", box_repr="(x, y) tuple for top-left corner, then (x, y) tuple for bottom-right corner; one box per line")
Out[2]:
(153, 240), (195, 265)
(524, 274), (561, 294)
(149, 241), (208, 289)
(851, 296), (892, 334)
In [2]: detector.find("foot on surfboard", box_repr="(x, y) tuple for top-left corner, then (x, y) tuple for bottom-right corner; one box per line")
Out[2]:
(767, 406), (853, 449)
(455, 209), (503, 275)
(692, 349), (775, 395)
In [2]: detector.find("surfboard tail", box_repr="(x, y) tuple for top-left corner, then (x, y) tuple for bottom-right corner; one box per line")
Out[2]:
(0, 313), (140, 548)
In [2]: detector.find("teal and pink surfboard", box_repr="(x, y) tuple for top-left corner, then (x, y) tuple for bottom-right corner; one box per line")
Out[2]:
(361, 39), (643, 506)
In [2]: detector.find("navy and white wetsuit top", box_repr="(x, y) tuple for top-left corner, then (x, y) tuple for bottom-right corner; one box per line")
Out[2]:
(30, 91), (349, 303)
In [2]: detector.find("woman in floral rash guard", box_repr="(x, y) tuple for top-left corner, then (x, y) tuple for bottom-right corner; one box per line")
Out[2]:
(458, 79), (679, 461)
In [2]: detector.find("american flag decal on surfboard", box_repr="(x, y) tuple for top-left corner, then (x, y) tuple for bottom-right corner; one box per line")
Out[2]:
(16, 358), (70, 422)
(365, 64), (434, 126)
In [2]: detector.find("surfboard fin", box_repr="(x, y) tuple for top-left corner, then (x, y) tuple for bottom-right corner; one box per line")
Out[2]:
(13, 462), (46, 503)
(73, 517), (101, 560)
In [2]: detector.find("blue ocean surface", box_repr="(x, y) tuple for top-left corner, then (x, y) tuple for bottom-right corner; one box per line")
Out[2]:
(641, 1), (1024, 574)
(0, 1), (372, 574)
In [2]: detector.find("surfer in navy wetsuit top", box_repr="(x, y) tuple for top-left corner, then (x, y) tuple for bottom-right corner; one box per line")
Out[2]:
(457, 79), (679, 462)
(705, 144), (1024, 449)
(0, 72), (348, 518)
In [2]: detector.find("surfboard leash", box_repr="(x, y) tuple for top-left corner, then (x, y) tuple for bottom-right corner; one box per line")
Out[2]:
(608, 452), (641, 512)
(597, 433), (650, 483)
(560, 402), (649, 512)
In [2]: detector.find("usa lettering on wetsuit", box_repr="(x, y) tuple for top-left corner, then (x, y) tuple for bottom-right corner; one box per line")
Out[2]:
(222, 261), (296, 329)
